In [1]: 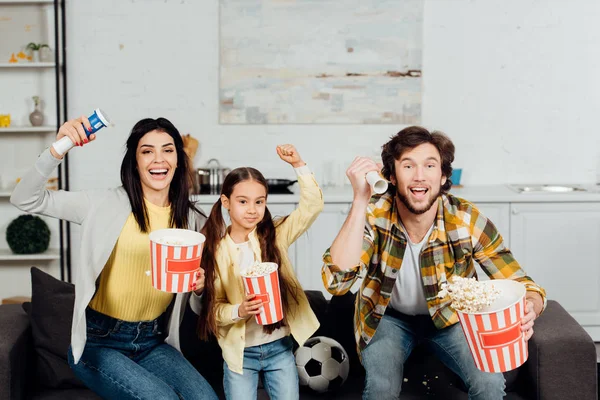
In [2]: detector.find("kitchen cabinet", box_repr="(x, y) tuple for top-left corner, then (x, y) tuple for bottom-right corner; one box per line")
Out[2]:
(0, 0), (66, 299)
(509, 202), (600, 340)
(295, 203), (352, 296)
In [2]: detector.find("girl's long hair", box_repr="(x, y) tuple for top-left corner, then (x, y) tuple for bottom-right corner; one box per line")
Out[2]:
(198, 167), (299, 339)
(120, 117), (204, 232)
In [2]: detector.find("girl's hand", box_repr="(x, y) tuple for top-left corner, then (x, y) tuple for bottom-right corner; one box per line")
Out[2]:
(238, 294), (263, 318)
(192, 268), (206, 295)
(49, 116), (96, 159)
(276, 144), (305, 168)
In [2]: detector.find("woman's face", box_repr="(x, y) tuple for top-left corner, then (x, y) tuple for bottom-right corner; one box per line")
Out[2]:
(136, 130), (177, 198)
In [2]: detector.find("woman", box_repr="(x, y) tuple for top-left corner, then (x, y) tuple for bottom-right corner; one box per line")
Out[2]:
(11, 116), (218, 400)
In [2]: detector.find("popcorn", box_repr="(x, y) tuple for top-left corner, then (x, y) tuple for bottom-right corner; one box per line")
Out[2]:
(438, 276), (501, 313)
(241, 262), (277, 277)
(156, 237), (188, 246)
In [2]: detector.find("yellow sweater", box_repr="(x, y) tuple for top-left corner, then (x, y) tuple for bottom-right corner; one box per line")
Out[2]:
(89, 200), (174, 321)
(214, 173), (324, 374)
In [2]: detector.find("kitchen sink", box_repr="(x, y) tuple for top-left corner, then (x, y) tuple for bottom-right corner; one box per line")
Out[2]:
(507, 184), (588, 193)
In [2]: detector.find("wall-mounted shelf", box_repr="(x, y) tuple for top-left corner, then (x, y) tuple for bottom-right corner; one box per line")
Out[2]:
(0, 248), (60, 261)
(0, 126), (55, 133)
(0, 62), (55, 68)
(0, 191), (12, 198)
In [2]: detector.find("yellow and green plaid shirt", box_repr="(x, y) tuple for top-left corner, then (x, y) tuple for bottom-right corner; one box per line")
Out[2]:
(322, 192), (547, 354)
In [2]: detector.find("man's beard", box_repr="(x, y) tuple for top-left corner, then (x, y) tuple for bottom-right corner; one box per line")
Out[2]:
(396, 187), (440, 215)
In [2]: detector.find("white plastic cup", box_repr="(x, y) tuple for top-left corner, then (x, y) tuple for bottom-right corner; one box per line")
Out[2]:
(52, 108), (111, 156)
(366, 171), (388, 194)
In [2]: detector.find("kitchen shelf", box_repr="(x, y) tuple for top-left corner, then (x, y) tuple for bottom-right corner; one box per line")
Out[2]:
(0, 126), (55, 133)
(0, 248), (60, 261)
(0, 62), (55, 68)
(0, 191), (12, 197)
(0, 0), (53, 4)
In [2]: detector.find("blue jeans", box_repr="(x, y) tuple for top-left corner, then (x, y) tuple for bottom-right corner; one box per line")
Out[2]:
(223, 336), (298, 400)
(67, 307), (218, 400)
(361, 310), (505, 400)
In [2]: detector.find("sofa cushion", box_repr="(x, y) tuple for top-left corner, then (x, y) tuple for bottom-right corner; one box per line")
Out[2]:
(321, 291), (363, 376)
(23, 267), (84, 389)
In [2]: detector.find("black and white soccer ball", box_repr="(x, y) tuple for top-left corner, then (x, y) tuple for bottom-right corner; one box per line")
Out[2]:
(294, 336), (350, 393)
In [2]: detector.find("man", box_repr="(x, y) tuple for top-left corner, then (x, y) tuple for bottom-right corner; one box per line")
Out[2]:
(322, 126), (546, 400)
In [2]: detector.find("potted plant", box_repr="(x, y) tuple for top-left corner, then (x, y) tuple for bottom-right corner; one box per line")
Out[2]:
(26, 43), (50, 63)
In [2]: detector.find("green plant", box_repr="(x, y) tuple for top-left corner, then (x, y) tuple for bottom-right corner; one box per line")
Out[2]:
(32, 96), (40, 106)
(26, 42), (49, 51)
(6, 215), (50, 254)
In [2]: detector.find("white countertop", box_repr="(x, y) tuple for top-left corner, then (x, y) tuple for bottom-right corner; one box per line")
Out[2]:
(192, 184), (600, 204)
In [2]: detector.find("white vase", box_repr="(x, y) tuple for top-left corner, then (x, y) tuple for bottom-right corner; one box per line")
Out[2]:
(31, 50), (40, 63)
(39, 47), (53, 62)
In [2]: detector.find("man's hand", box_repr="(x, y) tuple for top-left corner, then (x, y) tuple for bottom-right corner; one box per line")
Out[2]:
(521, 291), (543, 341)
(346, 157), (382, 205)
(521, 299), (536, 341)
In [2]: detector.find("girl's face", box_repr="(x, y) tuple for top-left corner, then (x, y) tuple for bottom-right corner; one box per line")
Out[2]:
(222, 180), (267, 235)
(136, 130), (177, 198)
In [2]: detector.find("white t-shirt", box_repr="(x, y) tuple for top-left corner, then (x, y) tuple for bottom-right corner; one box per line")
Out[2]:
(233, 241), (289, 347)
(389, 224), (434, 316)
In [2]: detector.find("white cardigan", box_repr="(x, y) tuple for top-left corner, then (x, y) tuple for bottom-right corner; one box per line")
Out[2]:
(10, 149), (206, 364)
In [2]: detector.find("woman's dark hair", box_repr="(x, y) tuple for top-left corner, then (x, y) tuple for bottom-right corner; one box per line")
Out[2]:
(120, 117), (202, 232)
(381, 126), (455, 193)
(198, 167), (298, 339)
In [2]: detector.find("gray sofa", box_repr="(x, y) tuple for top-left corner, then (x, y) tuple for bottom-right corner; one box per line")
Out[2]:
(0, 271), (597, 400)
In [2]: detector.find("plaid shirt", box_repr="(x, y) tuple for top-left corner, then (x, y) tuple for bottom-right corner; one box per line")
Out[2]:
(322, 192), (547, 354)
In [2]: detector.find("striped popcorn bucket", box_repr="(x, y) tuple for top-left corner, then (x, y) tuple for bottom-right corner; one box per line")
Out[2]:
(241, 262), (284, 325)
(148, 228), (205, 293)
(455, 279), (527, 373)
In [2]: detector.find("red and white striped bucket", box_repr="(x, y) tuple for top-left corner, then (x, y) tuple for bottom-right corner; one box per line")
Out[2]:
(148, 228), (205, 293)
(241, 262), (283, 325)
(455, 279), (527, 373)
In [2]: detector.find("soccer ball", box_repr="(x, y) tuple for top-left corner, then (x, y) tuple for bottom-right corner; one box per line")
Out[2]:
(294, 336), (350, 393)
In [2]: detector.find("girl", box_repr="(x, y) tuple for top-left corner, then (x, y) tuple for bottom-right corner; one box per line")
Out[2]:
(11, 117), (218, 400)
(193, 144), (323, 400)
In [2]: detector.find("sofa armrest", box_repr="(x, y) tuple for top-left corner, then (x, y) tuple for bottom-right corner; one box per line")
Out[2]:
(525, 300), (596, 400)
(0, 304), (31, 400)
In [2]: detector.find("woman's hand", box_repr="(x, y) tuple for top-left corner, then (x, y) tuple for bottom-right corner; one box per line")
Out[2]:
(276, 144), (305, 168)
(49, 116), (95, 159)
(238, 294), (264, 318)
(192, 268), (206, 295)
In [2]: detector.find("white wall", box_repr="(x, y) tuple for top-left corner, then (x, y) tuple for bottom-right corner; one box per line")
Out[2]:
(5, 0), (600, 289)
(63, 0), (600, 191)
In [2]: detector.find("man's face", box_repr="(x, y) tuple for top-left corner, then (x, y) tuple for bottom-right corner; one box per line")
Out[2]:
(391, 143), (447, 215)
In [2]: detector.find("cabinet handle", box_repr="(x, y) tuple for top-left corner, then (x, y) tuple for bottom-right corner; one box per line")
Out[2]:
(511, 208), (519, 215)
